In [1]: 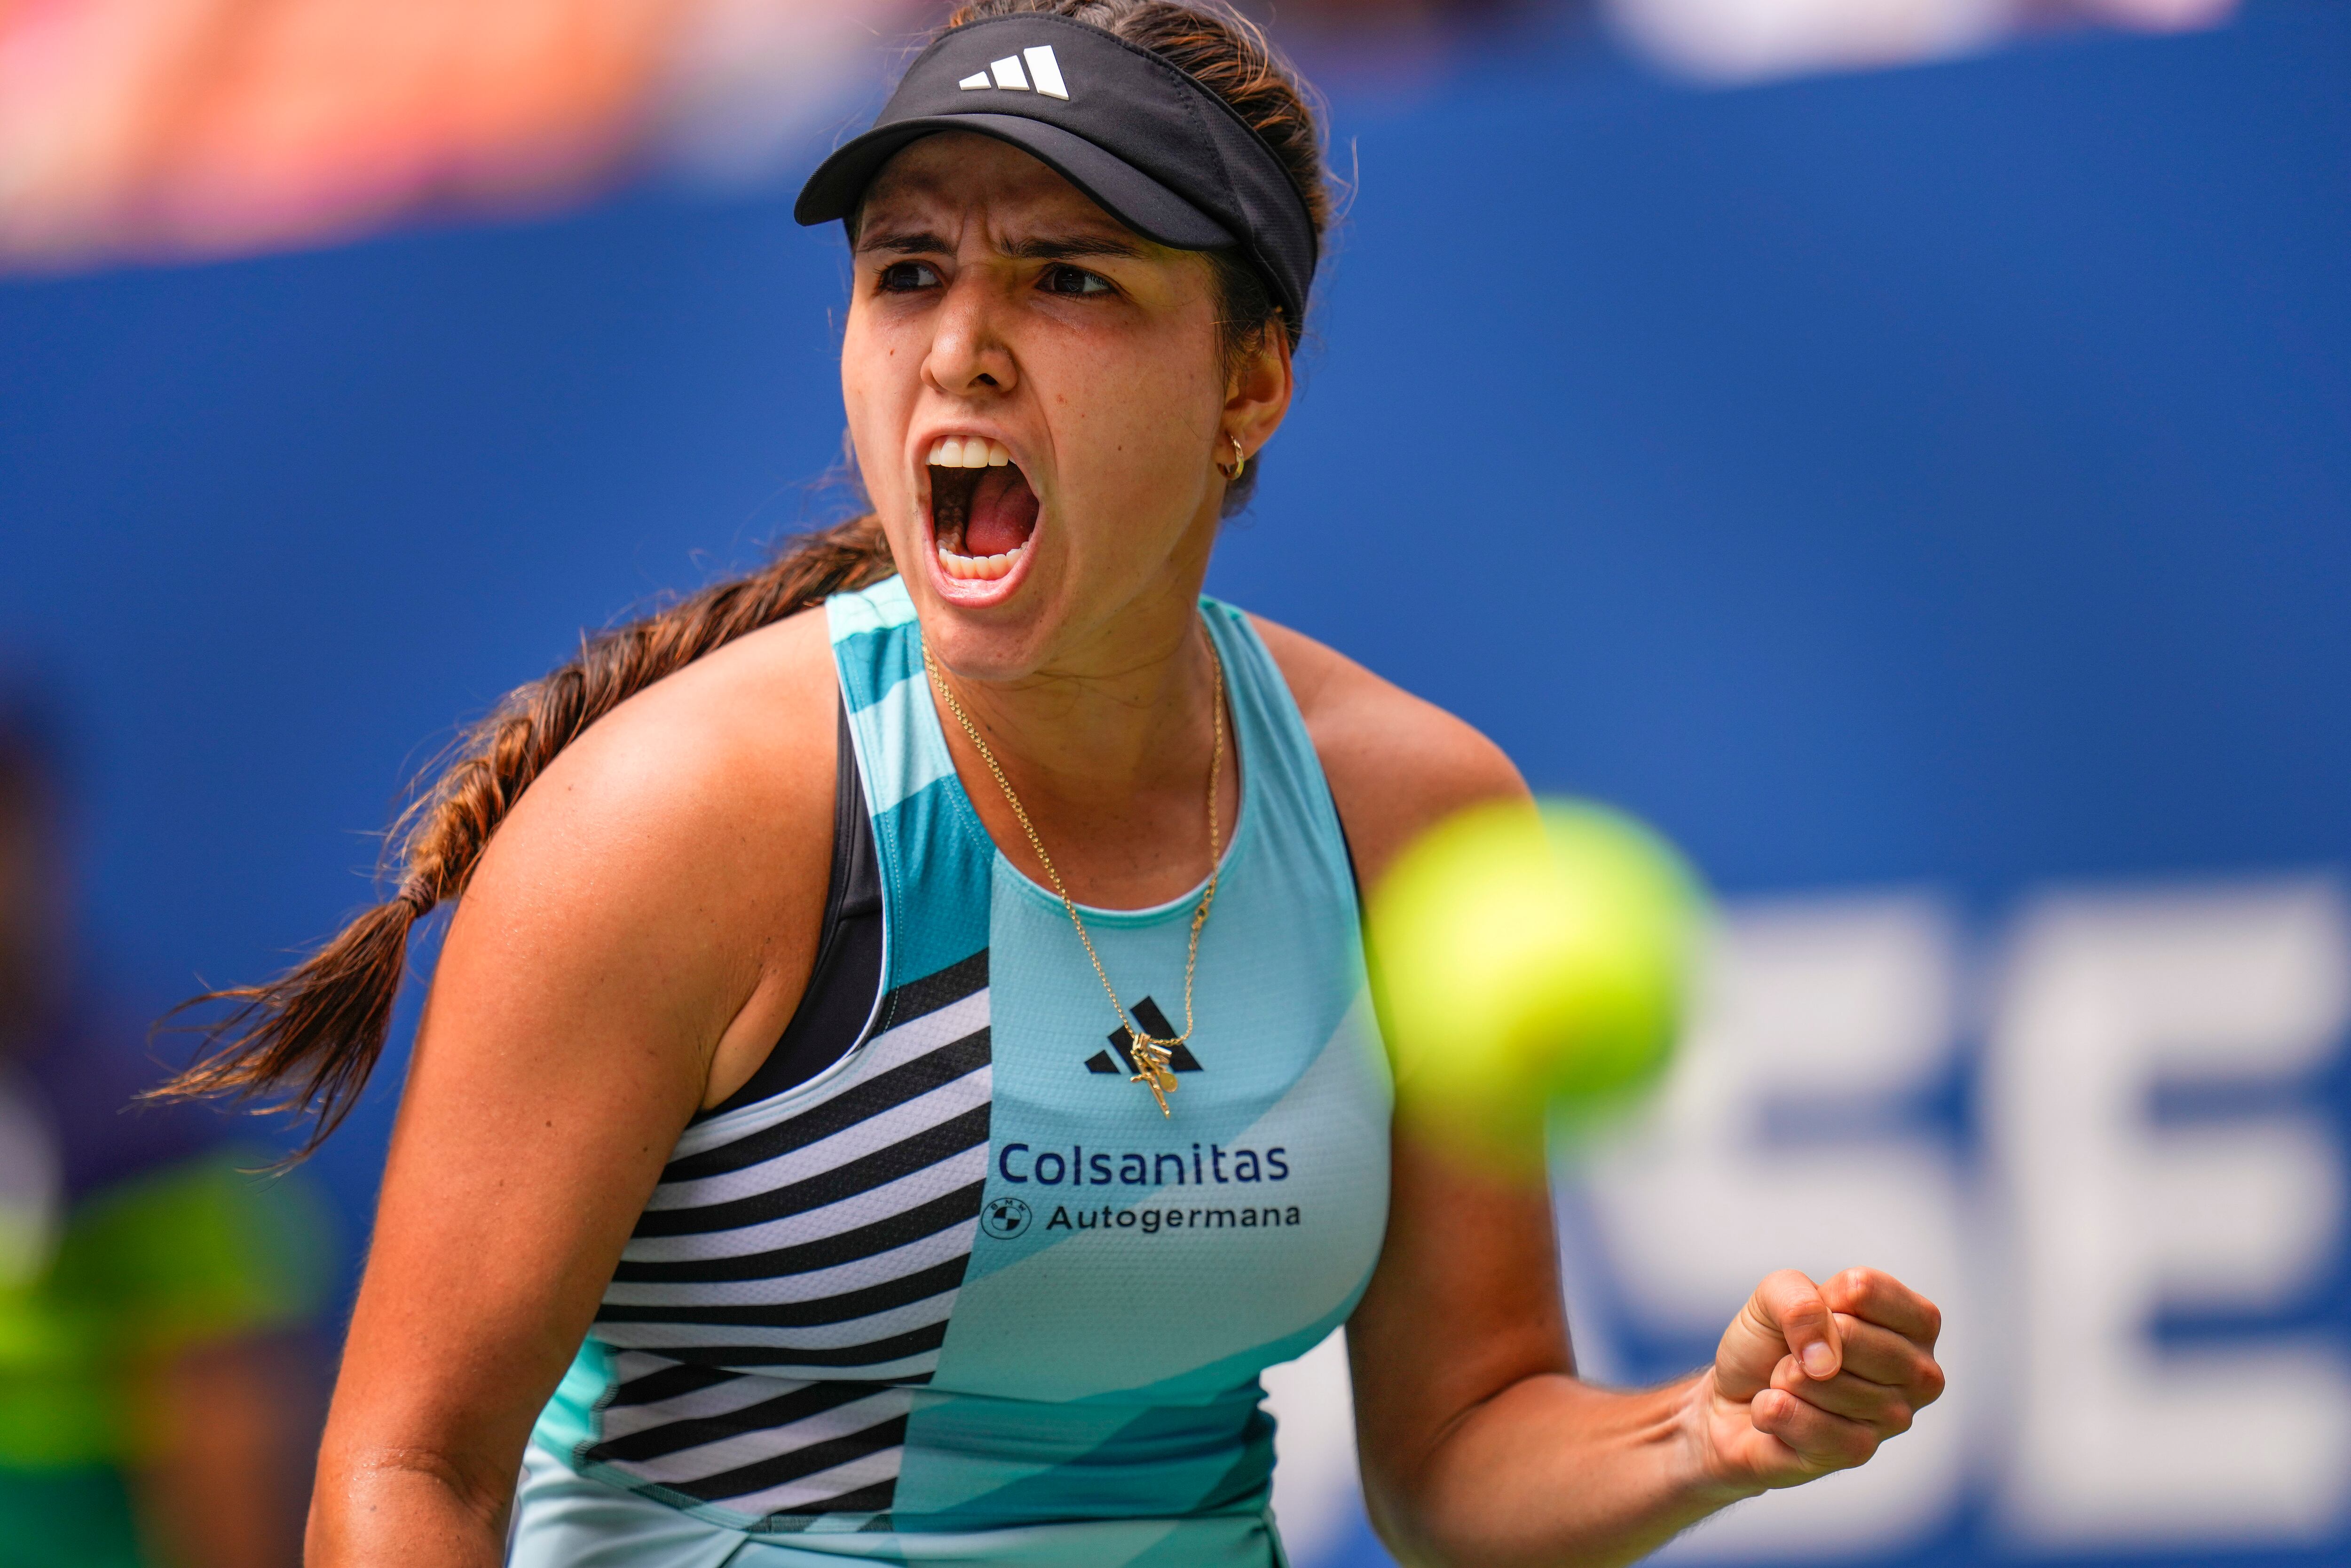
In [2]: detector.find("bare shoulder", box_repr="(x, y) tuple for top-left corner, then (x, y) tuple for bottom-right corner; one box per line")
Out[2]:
(482, 606), (837, 896)
(1247, 615), (1528, 888)
(439, 605), (840, 1107)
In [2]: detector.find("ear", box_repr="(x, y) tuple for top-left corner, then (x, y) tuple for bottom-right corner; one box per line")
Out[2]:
(1223, 316), (1294, 461)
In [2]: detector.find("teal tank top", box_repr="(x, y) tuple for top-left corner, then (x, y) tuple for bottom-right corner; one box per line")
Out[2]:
(519, 578), (1393, 1566)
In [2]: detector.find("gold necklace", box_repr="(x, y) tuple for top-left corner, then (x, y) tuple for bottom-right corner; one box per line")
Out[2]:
(923, 632), (1225, 1118)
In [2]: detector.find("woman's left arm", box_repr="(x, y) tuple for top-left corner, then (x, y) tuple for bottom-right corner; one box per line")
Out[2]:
(1350, 1127), (1942, 1566)
(1254, 616), (1946, 1568)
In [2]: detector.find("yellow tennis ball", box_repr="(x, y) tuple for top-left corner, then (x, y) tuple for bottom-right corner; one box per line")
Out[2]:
(1368, 798), (1705, 1139)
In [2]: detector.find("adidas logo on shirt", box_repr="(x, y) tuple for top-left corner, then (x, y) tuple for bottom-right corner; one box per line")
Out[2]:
(958, 44), (1071, 100)
(1085, 997), (1204, 1077)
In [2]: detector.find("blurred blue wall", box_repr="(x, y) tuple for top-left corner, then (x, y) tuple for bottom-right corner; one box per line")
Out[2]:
(3, 2), (2346, 1563)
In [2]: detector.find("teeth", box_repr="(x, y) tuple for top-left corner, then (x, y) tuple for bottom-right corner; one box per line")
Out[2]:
(934, 541), (1026, 582)
(927, 436), (1013, 468)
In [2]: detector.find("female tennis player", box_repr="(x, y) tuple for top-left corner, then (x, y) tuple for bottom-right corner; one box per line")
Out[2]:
(166, 3), (1944, 1563)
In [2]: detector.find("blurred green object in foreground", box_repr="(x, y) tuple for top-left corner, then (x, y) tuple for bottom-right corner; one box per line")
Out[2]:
(1368, 798), (1706, 1153)
(0, 1466), (145, 1567)
(0, 1147), (332, 1564)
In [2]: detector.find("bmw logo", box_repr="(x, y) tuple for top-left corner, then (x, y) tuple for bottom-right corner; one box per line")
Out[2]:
(981, 1195), (1033, 1239)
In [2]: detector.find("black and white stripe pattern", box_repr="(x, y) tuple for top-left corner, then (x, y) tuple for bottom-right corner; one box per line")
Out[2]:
(584, 952), (990, 1520)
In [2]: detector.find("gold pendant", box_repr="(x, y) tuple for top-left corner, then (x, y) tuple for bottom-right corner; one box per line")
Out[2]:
(1128, 1037), (1179, 1117)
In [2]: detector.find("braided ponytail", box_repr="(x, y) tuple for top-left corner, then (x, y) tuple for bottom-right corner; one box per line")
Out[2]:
(155, 516), (894, 1158)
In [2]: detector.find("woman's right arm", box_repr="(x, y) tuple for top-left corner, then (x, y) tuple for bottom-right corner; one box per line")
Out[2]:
(308, 619), (838, 1566)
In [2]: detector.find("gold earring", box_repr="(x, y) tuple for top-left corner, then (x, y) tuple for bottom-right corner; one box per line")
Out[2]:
(1217, 434), (1247, 482)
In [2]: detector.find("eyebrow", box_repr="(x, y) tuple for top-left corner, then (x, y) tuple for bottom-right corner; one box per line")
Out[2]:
(854, 227), (1149, 262)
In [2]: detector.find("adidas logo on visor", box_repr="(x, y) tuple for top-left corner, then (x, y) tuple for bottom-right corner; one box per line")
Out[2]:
(958, 44), (1070, 99)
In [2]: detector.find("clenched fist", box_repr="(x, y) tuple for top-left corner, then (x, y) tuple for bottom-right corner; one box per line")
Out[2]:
(1688, 1266), (1946, 1490)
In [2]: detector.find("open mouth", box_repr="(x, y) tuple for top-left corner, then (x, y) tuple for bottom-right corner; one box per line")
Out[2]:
(925, 436), (1039, 583)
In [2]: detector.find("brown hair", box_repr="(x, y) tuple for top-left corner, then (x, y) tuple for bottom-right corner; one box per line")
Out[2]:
(154, 0), (1333, 1156)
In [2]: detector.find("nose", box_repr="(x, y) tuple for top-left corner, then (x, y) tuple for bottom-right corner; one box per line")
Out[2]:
(923, 274), (1018, 399)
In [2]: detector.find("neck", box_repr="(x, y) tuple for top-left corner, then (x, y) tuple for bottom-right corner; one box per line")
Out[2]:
(942, 581), (1217, 810)
(923, 533), (1236, 907)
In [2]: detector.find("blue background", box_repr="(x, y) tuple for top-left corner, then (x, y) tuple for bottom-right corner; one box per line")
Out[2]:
(3, 2), (2345, 1561)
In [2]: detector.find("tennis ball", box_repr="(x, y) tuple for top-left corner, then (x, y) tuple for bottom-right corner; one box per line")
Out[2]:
(1368, 798), (1705, 1145)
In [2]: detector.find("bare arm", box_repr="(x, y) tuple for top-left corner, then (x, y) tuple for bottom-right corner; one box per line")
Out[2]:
(1349, 1137), (1725, 1566)
(1256, 616), (1946, 1567)
(308, 616), (839, 1566)
(1357, 1148), (1942, 1566)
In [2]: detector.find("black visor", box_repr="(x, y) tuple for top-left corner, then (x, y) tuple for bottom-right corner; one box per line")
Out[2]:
(795, 13), (1317, 326)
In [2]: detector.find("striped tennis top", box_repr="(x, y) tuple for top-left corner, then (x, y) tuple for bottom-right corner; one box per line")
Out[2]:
(528, 578), (1394, 1565)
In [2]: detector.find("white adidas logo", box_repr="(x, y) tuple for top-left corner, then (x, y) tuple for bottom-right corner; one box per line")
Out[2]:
(957, 44), (1070, 100)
